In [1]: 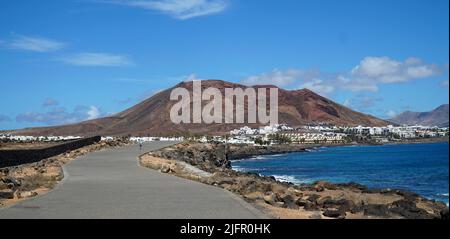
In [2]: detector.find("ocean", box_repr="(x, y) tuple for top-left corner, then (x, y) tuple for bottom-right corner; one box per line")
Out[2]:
(232, 142), (449, 205)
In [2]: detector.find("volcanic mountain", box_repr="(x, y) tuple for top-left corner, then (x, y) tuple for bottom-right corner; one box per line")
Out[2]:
(389, 104), (449, 127)
(10, 80), (390, 136)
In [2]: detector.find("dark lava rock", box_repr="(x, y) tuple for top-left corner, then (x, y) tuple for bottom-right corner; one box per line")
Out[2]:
(296, 198), (308, 207)
(318, 198), (356, 212)
(389, 199), (433, 219)
(337, 199), (357, 212)
(281, 194), (299, 209)
(307, 194), (320, 203)
(336, 182), (368, 191)
(393, 190), (420, 201)
(363, 204), (390, 218)
(314, 181), (337, 190)
(303, 201), (320, 211)
(323, 209), (346, 219)
(350, 203), (364, 214)
(316, 196), (333, 206)
(0, 189), (14, 199)
(152, 143), (231, 171)
(1, 177), (21, 187)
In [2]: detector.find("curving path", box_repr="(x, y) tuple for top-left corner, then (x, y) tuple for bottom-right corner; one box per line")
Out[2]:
(0, 142), (265, 219)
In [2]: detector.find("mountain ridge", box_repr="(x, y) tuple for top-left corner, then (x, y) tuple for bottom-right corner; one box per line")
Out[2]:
(9, 80), (391, 136)
(389, 104), (449, 127)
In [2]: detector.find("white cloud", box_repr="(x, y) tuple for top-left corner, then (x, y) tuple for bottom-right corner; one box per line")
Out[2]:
(60, 53), (132, 67)
(243, 69), (302, 87)
(386, 110), (398, 118)
(87, 106), (101, 120)
(343, 99), (351, 107)
(299, 79), (335, 96)
(338, 76), (379, 92)
(242, 57), (443, 95)
(242, 69), (338, 95)
(184, 73), (202, 82)
(323, 57), (444, 93)
(348, 57), (441, 91)
(107, 0), (227, 20)
(8, 35), (65, 52)
(442, 80), (449, 88)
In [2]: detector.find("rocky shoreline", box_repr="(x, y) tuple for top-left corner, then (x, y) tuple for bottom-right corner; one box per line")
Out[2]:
(229, 137), (449, 161)
(145, 142), (449, 219)
(228, 144), (321, 160)
(0, 139), (130, 208)
(385, 136), (449, 145)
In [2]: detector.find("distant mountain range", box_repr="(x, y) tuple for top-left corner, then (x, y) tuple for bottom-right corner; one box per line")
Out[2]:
(389, 104), (449, 127)
(9, 80), (390, 136)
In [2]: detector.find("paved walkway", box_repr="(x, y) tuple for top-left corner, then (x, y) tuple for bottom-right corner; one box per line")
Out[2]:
(0, 142), (265, 219)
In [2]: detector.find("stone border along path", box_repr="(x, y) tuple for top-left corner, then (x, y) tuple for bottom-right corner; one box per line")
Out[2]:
(0, 141), (266, 219)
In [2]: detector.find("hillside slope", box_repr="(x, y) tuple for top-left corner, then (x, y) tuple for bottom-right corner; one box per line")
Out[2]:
(390, 104), (449, 127)
(11, 80), (390, 136)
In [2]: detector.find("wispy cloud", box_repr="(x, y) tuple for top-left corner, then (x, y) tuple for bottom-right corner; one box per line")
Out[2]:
(104, 0), (228, 20)
(59, 52), (133, 67)
(42, 98), (59, 107)
(0, 114), (12, 122)
(16, 105), (105, 125)
(7, 35), (66, 52)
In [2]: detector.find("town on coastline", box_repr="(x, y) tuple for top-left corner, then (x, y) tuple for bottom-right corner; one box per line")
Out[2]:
(2, 123), (448, 146)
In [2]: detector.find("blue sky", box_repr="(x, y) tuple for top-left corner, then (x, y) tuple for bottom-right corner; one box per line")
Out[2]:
(0, 0), (448, 130)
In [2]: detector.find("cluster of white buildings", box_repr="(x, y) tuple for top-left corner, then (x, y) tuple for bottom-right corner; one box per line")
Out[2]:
(230, 124), (294, 136)
(228, 125), (346, 144)
(304, 125), (448, 139)
(227, 123), (448, 145)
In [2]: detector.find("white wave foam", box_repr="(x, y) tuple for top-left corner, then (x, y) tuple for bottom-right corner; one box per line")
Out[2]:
(231, 166), (260, 174)
(269, 154), (284, 157)
(231, 166), (245, 172)
(271, 175), (307, 185)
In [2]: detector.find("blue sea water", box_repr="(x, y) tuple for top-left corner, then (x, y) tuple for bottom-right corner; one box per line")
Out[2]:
(232, 142), (449, 204)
